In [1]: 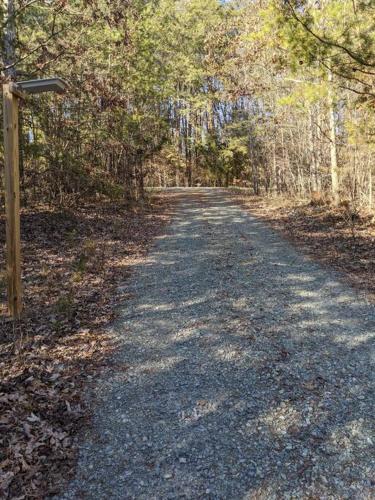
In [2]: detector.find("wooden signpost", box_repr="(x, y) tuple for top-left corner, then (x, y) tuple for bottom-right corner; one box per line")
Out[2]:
(2, 78), (67, 318)
(3, 83), (23, 317)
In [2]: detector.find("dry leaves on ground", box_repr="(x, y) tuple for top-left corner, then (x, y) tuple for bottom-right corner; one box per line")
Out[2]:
(0, 194), (172, 499)
(232, 192), (375, 300)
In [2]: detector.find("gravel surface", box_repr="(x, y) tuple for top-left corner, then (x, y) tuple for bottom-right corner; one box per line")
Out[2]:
(60, 188), (374, 499)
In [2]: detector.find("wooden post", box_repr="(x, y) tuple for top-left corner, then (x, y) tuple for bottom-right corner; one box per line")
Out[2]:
(3, 83), (22, 318)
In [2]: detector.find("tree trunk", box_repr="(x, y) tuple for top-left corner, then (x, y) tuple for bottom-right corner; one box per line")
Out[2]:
(368, 159), (373, 209)
(2, 0), (17, 80)
(328, 71), (339, 205)
(308, 107), (318, 192)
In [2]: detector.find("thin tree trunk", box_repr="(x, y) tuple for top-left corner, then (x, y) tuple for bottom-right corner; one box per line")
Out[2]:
(328, 71), (339, 205)
(308, 107), (318, 192)
(2, 0), (17, 80)
(368, 158), (373, 209)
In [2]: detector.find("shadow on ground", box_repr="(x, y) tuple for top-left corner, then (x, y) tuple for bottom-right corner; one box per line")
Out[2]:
(62, 189), (374, 499)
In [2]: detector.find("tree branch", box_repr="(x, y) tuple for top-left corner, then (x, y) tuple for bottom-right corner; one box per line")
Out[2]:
(283, 0), (375, 68)
(1, 20), (77, 74)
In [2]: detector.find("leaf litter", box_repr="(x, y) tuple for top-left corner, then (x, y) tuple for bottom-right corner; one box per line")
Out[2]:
(232, 192), (375, 302)
(0, 194), (172, 499)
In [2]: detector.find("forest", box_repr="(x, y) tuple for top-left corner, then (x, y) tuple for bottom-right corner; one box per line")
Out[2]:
(1, 0), (374, 206)
(1, 0), (374, 498)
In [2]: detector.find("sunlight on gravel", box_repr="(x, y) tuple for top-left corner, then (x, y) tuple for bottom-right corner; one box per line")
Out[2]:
(60, 189), (374, 500)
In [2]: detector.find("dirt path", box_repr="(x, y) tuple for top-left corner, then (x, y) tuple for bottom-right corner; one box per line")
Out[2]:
(60, 188), (374, 499)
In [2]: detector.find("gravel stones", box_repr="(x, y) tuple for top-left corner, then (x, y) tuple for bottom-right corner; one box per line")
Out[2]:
(59, 188), (375, 499)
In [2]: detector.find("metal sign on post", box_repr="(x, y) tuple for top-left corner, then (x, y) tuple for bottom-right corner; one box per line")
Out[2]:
(17, 78), (67, 94)
(2, 77), (67, 318)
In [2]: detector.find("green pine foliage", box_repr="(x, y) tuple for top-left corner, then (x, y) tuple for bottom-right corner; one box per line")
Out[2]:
(0, 0), (374, 204)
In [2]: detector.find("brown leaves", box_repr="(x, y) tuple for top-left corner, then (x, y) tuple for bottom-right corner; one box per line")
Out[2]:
(0, 360), (84, 498)
(234, 193), (375, 301)
(0, 195), (171, 498)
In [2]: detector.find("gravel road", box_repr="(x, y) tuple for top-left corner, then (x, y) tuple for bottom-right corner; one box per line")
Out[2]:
(61, 188), (374, 499)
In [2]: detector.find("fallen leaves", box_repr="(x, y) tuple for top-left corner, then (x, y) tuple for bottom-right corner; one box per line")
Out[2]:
(232, 193), (375, 301)
(0, 194), (171, 498)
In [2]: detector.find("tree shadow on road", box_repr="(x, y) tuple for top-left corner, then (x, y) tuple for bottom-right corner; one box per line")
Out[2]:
(68, 189), (374, 498)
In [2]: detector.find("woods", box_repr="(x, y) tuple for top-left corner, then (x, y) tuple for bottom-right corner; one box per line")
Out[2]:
(1, 1), (375, 498)
(1, 1), (374, 206)
(2, 0), (374, 206)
